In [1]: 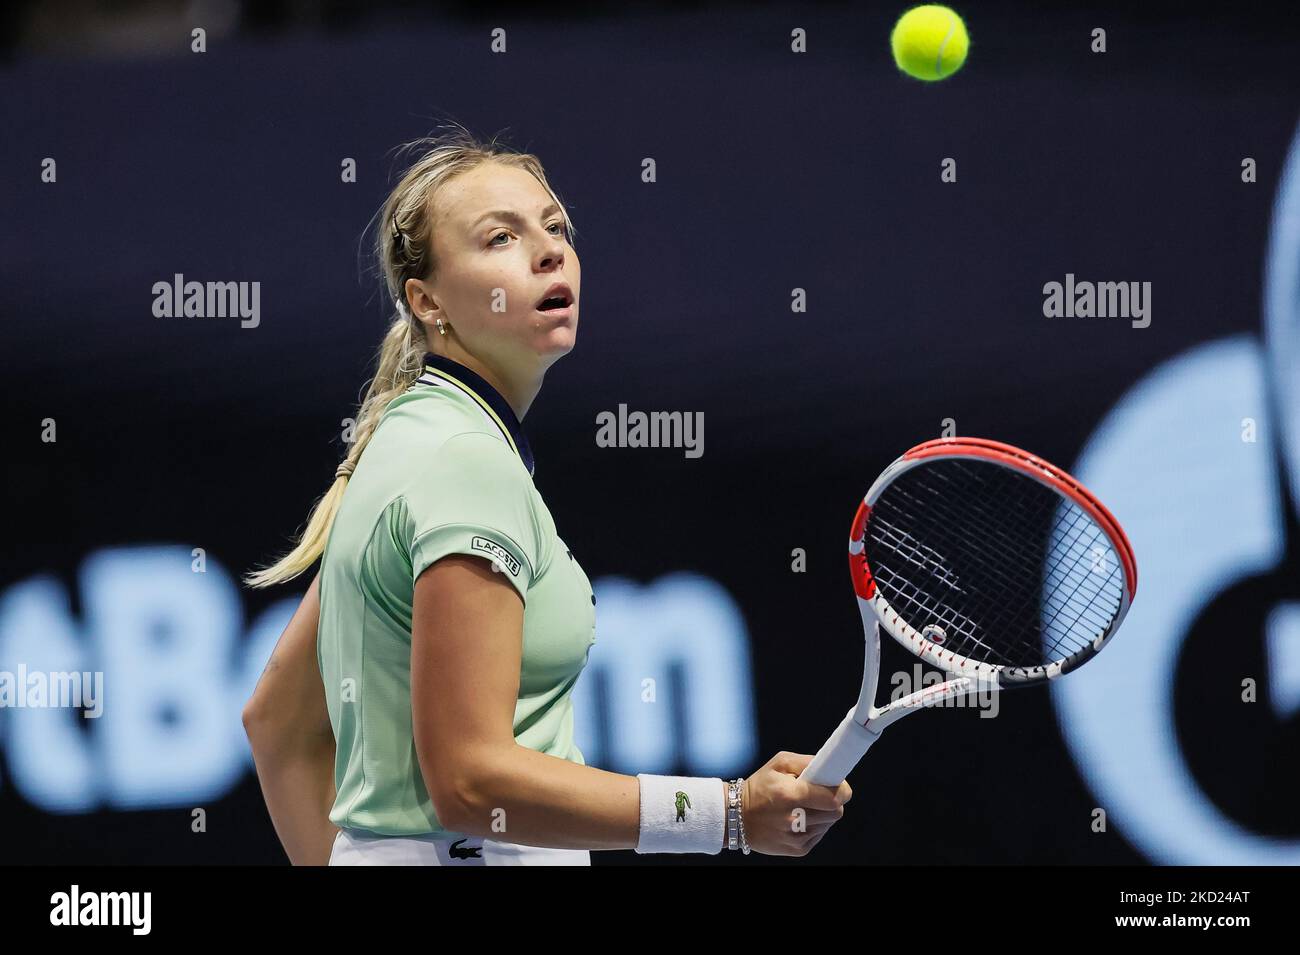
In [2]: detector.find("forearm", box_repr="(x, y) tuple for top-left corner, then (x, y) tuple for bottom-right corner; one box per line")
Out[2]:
(445, 744), (730, 852)
(247, 721), (339, 865)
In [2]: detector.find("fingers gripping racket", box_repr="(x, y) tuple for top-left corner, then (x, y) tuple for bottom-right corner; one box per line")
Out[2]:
(800, 437), (1138, 786)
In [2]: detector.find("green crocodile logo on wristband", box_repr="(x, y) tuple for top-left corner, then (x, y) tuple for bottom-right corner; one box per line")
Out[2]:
(674, 790), (692, 822)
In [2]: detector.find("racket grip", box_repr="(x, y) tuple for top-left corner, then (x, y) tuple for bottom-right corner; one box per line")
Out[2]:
(799, 706), (880, 786)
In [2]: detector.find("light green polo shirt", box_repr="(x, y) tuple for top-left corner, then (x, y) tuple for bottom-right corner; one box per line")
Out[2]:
(317, 353), (597, 836)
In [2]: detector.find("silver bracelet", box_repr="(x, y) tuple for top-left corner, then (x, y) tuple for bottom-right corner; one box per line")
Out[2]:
(726, 779), (741, 851)
(736, 778), (751, 855)
(727, 778), (750, 854)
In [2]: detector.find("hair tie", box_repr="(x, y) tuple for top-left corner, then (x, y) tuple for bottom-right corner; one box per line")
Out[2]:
(335, 459), (356, 480)
(391, 214), (406, 254)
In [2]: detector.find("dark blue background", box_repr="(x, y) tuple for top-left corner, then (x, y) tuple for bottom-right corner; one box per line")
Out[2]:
(3, 1), (1298, 864)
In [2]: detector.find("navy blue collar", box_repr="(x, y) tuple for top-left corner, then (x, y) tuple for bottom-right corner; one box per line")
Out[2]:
(419, 352), (535, 476)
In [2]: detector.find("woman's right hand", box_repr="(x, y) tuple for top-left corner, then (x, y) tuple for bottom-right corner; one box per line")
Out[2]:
(740, 751), (852, 856)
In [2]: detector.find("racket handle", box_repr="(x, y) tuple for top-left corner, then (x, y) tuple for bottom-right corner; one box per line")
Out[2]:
(799, 706), (881, 786)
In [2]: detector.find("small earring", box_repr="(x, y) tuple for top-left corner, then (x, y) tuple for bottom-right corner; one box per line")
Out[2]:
(435, 318), (447, 336)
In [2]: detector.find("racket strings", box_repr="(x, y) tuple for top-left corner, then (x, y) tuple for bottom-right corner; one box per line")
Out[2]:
(868, 515), (1006, 660)
(870, 512), (1057, 668)
(890, 464), (1122, 668)
(889, 465), (1114, 667)
(863, 458), (1124, 671)
(1000, 506), (1110, 657)
(1040, 517), (1115, 628)
(870, 557), (989, 656)
(871, 462), (1067, 664)
(1037, 491), (1126, 638)
(1038, 509), (1124, 650)
(871, 474), (1033, 611)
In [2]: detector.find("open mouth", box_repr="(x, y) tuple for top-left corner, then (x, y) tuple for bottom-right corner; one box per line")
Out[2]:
(536, 283), (574, 311)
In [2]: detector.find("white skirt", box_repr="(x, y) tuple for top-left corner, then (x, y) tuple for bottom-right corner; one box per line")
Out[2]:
(329, 828), (591, 866)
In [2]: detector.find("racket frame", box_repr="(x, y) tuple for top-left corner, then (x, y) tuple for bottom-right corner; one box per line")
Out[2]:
(800, 437), (1138, 787)
(857, 437), (1137, 686)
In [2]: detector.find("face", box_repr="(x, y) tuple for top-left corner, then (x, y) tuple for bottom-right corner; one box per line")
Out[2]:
(412, 163), (580, 375)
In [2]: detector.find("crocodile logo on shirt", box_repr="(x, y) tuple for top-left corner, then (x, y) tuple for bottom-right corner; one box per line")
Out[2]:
(448, 839), (483, 860)
(675, 791), (692, 822)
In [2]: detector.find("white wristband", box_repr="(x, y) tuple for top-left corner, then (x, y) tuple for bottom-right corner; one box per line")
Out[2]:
(635, 774), (725, 855)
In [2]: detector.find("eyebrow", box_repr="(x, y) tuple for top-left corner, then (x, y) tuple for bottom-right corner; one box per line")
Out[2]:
(470, 203), (563, 231)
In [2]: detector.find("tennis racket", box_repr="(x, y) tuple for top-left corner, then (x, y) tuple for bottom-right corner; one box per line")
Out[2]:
(800, 437), (1138, 786)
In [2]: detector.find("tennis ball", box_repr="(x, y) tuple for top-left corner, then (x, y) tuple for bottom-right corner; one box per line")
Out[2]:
(890, 5), (969, 81)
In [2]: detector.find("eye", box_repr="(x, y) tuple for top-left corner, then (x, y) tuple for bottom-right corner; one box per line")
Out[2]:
(487, 222), (566, 248)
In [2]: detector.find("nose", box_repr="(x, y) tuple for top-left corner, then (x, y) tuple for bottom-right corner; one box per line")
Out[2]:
(537, 235), (566, 271)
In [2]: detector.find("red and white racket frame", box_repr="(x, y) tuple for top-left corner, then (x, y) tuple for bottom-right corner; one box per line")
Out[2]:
(800, 437), (1138, 787)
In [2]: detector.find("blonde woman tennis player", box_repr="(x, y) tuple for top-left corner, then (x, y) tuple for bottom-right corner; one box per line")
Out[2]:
(240, 128), (852, 865)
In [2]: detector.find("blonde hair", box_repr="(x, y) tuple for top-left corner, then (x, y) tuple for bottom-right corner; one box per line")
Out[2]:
(244, 124), (577, 589)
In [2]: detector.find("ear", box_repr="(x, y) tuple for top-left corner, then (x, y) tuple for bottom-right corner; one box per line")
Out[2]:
(404, 278), (442, 324)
